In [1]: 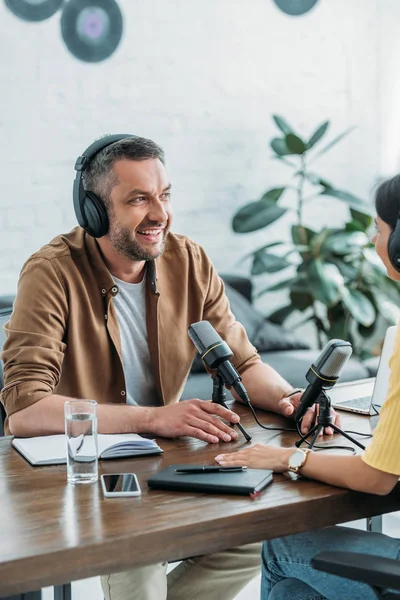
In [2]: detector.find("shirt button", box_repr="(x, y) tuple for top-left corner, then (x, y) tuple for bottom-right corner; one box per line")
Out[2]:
(104, 314), (108, 320)
(121, 390), (126, 396)
(101, 288), (106, 295)
(111, 286), (118, 294)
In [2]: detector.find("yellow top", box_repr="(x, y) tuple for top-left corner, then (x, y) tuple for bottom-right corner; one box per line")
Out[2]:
(363, 322), (400, 475)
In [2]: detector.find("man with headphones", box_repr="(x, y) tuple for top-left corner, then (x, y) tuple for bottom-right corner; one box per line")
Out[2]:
(1, 134), (333, 600)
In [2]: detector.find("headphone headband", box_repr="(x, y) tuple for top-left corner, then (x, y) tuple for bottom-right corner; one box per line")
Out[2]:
(73, 134), (133, 237)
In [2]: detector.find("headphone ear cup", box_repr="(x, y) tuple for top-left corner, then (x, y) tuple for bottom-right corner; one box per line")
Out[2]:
(83, 191), (109, 238)
(388, 222), (400, 272)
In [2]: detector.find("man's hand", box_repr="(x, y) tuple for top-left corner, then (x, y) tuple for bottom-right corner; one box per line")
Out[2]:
(277, 391), (341, 436)
(149, 399), (241, 444)
(215, 444), (292, 472)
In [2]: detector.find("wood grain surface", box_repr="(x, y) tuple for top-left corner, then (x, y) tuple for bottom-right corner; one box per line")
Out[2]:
(0, 403), (398, 596)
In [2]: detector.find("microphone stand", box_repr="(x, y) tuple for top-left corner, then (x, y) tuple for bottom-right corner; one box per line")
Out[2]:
(295, 390), (365, 451)
(212, 372), (252, 442)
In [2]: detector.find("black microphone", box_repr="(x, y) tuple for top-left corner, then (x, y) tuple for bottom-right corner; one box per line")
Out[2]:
(295, 339), (353, 421)
(188, 321), (250, 404)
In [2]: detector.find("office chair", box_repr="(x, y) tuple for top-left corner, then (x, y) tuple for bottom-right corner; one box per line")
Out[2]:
(312, 551), (400, 599)
(0, 308), (71, 600)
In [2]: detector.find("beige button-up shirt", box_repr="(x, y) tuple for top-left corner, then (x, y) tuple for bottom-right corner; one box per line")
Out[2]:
(1, 227), (260, 433)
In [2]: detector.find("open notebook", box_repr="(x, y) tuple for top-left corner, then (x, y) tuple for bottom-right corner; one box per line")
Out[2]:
(12, 433), (163, 466)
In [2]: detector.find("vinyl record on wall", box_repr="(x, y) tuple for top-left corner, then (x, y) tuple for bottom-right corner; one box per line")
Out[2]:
(60, 0), (123, 63)
(4, 0), (63, 22)
(274, 0), (319, 16)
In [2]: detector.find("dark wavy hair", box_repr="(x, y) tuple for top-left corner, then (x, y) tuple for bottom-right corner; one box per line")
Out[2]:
(375, 174), (400, 229)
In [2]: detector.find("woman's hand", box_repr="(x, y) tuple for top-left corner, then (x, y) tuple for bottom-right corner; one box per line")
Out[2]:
(215, 444), (293, 473)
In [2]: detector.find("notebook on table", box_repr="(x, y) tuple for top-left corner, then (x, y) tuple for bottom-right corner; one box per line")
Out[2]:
(329, 325), (397, 415)
(148, 464), (273, 497)
(12, 433), (163, 466)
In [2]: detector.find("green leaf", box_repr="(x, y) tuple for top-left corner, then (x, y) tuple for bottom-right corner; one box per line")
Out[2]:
(272, 115), (293, 135)
(291, 225), (317, 246)
(341, 288), (375, 327)
(303, 259), (344, 306)
(267, 305), (295, 325)
(328, 257), (359, 281)
(241, 241), (284, 262)
(345, 219), (365, 233)
(358, 322), (377, 339)
(350, 209), (373, 231)
(371, 291), (400, 323)
(326, 315), (349, 340)
(285, 133), (307, 154)
(270, 137), (292, 156)
(251, 251), (292, 275)
(322, 231), (369, 255)
(260, 187), (286, 203)
(308, 121), (330, 149)
(289, 290), (314, 311)
(256, 277), (294, 295)
(310, 228), (333, 258)
(232, 199), (287, 233)
(310, 126), (356, 161)
(319, 186), (375, 217)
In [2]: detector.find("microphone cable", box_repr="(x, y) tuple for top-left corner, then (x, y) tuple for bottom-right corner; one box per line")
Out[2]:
(295, 415), (372, 455)
(238, 388), (373, 451)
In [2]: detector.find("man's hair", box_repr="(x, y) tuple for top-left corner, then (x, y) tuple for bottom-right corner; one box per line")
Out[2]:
(83, 135), (165, 206)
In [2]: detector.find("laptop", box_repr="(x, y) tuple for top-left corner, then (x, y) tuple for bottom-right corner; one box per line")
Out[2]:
(328, 325), (397, 415)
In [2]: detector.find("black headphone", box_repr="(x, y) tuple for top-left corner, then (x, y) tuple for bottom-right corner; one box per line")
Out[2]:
(388, 216), (400, 272)
(73, 134), (133, 238)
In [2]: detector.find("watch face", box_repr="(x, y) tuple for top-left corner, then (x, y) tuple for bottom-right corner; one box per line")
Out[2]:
(290, 449), (305, 468)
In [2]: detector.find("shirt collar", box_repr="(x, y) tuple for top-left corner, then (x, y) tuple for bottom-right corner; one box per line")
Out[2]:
(84, 231), (159, 296)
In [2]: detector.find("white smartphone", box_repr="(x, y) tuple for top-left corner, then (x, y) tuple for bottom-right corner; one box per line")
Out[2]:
(101, 473), (141, 497)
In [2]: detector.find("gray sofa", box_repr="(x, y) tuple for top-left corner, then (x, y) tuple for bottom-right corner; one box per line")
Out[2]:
(181, 274), (376, 402)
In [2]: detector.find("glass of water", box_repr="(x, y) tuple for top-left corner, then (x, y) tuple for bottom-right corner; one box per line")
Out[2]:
(64, 400), (98, 485)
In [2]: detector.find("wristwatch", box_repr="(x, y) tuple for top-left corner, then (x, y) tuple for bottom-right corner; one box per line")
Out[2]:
(287, 449), (312, 474)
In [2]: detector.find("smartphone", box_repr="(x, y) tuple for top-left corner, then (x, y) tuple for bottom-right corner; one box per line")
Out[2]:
(101, 473), (141, 497)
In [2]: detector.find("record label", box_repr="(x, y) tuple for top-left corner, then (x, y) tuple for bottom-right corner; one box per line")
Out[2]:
(61, 0), (123, 62)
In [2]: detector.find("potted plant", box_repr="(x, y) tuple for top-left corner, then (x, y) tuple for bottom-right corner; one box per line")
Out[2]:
(232, 116), (400, 357)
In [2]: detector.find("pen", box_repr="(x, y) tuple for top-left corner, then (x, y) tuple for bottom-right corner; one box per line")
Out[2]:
(175, 466), (247, 474)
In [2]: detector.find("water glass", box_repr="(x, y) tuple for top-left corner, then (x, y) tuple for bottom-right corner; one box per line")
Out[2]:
(65, 400), (98, 485)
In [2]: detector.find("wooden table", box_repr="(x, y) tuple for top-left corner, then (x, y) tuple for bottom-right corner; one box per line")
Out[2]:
(1, 404), (399, 597)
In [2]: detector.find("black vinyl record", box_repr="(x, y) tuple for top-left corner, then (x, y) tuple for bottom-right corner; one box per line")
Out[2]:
(274, 0), (319, 16)
(5, 0), (63, 22)
(61, 0), (123, 63)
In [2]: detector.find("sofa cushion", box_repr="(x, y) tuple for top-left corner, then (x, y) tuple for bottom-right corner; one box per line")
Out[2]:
(223, 283), (309, 352)
(190, 282), (309, 373)
(252, 321), (309, 352)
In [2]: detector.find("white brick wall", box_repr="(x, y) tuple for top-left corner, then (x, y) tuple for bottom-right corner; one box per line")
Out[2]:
(1, 0), (399, 299)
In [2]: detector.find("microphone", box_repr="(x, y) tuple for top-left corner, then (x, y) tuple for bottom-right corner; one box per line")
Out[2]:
(295, 339), (353, 421)
(188, 321), (250, 404)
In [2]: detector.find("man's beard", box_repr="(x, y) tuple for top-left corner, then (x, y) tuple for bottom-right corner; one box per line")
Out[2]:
(108, 220), (168, 261)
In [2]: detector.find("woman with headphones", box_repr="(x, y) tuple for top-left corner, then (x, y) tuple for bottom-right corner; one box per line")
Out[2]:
(215, 174), (400, 600)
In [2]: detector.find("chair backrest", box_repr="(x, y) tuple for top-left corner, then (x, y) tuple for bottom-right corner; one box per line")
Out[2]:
(0, 308), (12, 435)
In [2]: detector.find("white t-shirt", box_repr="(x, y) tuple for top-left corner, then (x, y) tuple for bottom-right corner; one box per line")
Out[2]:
(112, 274), (157, 406)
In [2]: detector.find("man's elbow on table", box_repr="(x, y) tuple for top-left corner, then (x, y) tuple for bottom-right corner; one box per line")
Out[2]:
(7, 395), (65, 437)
